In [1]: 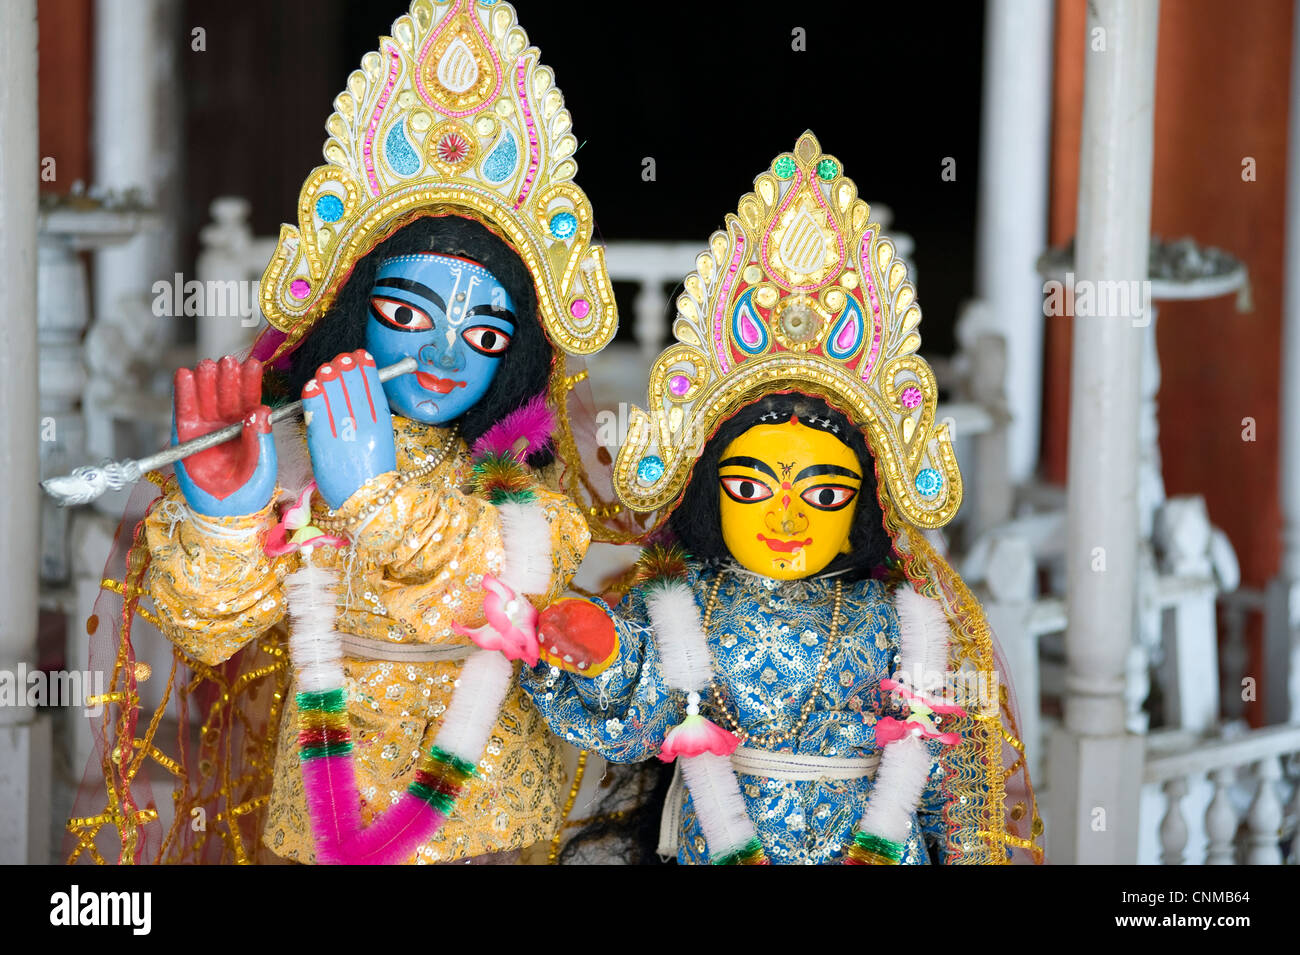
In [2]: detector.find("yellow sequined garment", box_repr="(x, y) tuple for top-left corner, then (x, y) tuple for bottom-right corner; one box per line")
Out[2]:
(143, 416), (589, 863)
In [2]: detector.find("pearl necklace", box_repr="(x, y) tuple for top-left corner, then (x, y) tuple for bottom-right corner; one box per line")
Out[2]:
(704, 573), (844, 749)
(314, 423), (461, 535)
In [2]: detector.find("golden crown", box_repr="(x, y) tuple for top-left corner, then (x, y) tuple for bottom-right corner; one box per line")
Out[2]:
(613, 132), (962, 529)
(258, 0), (616, 362)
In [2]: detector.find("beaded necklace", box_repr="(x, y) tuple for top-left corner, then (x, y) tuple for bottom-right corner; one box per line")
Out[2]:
(703, 574), (843, 749)
(313, 423), (460, 534)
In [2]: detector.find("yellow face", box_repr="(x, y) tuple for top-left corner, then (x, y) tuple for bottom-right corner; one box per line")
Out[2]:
(718, 418), (862, 579)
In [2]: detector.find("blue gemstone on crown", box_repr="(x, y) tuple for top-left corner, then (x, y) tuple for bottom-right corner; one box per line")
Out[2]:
(315, 194), (344, 223)
(549, 212), (578, 240)
(915, 468), (942, 498)
(384, 123), (421, 176)
(482, 131), (518, 183)
(637, 455), (665, 484)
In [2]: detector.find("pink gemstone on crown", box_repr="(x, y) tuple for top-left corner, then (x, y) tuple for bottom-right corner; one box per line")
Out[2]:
(901, 386), (923, 409)
(570, 299), (590, 319)
(290, 279), (311, 299)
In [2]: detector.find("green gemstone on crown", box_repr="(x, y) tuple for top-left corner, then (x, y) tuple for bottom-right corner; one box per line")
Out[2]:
(773, 156), (797, 179)
(816, 158), (839, 181)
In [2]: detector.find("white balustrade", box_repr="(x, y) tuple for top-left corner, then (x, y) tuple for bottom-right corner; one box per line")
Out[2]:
(1143, 725), (1300, 864)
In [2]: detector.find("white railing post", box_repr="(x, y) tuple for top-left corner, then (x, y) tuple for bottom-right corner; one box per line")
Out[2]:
(1048, 0), (1158, 864)
(1287, 762), (1300, 863)
(1159, 776), (1189, 865)
(1204, 768), (1238, 865)
(1245, 757), (1284, 865)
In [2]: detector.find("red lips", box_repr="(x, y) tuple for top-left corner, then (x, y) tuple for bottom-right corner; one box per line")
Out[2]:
(756, 534), (813, 553)
(415, 372), (467, 394)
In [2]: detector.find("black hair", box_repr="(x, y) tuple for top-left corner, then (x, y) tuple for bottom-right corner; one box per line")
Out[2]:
(285, 214), (554, 466)
(556, 761), (677, 865)
(666, 392), (895, 580)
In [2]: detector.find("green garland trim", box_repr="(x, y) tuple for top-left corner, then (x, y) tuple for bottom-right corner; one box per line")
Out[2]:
(634, 543), (692, 593)
(712, 836), (767, 866)
(296, 688), (347, 713)
(469, 452), (538, 505)
(849, 830), (905, 863)
(299, 740), (354, 760)
(427, 745), (480, 779)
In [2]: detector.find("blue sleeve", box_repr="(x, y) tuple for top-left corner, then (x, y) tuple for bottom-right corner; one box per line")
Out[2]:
(519, 588), (684, 763)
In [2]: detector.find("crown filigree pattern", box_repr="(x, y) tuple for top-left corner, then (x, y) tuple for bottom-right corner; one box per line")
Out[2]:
(259, 0), (615, 362)
(613, 132), (962, 529)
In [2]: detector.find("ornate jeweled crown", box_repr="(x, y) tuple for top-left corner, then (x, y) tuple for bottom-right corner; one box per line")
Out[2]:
(258, 0), (615, 362)
(613, 132), (962, 529)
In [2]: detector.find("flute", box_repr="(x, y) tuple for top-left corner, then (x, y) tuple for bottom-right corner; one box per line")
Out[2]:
(41, 357), (418, 507)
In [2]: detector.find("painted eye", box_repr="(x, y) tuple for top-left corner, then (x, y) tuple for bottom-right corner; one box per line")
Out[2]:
(462, 325), (512, 355)
(720, 476), (774, 503)
(371, 296), (433, 331)
(800, 484), (858, 511)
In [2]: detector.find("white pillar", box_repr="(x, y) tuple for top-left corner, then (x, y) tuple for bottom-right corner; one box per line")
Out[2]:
(974, 0), (1055, 484)
(1265, 0), (1300, 725)
(0, 0), (52, 865)
(1049, 0), (1159, 865)
(88, 0), (182, 466)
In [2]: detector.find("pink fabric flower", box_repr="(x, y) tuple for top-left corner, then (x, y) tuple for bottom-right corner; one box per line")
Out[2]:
(452, 574), (539, 667)
(876, 717), (961, 747)
(658, 713), (740, 762)
(264, 482), (347, 557)
(880, 678), (967, 716)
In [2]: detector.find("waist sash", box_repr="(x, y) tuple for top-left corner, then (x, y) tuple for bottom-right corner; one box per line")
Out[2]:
(657, 745), (881, 857)
(339, 632), (475, 663)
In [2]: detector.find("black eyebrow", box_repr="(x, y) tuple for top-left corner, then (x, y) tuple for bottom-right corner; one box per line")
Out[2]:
(719, 456), (778, 481)
(794, 463), (861, 483)
(372, 278), (447, 315)
(465, 304), (517, 326)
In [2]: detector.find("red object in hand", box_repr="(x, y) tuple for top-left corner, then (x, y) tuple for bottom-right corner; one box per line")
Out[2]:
(536, 599), (619, 676)
(174, 355), (271, 499)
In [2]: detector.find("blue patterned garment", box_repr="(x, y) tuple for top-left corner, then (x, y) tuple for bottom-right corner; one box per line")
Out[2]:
(520, 562), (953, 864)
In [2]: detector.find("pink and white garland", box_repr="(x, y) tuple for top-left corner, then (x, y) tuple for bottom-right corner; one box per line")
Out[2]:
(847, 586), (965, 863)
(643, 562), (964, 866)
(642, 577), (765, 865)
(275, 395), (559, 864)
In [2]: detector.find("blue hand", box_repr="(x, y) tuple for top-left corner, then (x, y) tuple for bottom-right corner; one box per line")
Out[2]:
(302, 349), (397, 510)
(172, 356), (278, 517)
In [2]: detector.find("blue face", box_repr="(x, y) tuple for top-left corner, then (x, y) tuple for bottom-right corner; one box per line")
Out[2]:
(364, 253), (516, 423)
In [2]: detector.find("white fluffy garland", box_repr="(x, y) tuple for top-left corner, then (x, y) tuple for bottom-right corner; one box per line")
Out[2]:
(286, 554), (511, 768)
(647, 574), (958, 862)
(857, 587), (955, 850)
(497, 500), (553, 596)
(646, 578), (759, 860)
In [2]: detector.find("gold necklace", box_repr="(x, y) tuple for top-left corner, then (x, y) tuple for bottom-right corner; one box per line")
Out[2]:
(313, 423), (461, 534)
(704, 574), (844, 748)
